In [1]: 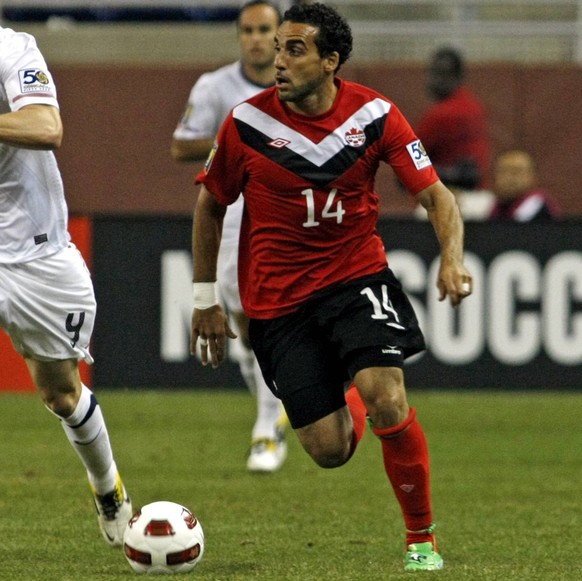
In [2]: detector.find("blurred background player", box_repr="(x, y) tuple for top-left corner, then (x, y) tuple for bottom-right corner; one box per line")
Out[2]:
(0, 25), (131, 545)
(416, 46), (490, 193)
(488, 149), (562, 221)
(172, 0), (287, 473)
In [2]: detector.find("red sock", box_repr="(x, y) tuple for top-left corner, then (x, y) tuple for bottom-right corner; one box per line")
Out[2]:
(345, 384), (367, 457)
(373, 408), (435, 547)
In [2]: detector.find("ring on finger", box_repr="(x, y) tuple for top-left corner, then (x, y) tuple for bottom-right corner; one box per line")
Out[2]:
(461, 282), (471, 293)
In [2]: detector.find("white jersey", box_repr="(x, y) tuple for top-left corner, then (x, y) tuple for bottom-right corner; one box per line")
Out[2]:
(0, 27), (69, 264)
(173, 60), (269, 142)
(173, 61), (271, 248)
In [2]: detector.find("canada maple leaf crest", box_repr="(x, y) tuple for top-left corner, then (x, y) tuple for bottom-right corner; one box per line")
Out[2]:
(345, 126), (366, 147)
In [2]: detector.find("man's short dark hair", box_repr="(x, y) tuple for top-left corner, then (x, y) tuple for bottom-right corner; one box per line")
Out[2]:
(238, 0), (283, 27)
(283, 2), (353, 71)
(432, 46), (465, 80)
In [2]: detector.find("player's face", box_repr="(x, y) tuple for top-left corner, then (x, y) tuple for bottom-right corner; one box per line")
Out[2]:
(238, 5), (279, 69)
(426, 55), (459, 100)
(274, 21), (338, 109)
(494, 152), (537, 199)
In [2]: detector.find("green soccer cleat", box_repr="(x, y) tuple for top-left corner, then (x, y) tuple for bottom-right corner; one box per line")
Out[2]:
(404, 542), (444, 572)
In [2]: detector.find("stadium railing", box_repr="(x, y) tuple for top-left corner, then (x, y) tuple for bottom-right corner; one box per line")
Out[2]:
(1, 0), (582, 63)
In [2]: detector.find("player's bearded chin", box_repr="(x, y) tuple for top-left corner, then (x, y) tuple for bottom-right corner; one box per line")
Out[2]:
(279, 78), (319, 103)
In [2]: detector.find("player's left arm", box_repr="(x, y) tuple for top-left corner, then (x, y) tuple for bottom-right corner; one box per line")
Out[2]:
(416, 180), (473, 307)
(171, 75), (220, 163)
(0, 104), (62, 150)
(171, 137), (215, 163)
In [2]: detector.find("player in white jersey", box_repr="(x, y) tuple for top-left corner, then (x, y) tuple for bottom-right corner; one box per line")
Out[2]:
(172, 0), (288, 473)
(0, 26), (132, 546)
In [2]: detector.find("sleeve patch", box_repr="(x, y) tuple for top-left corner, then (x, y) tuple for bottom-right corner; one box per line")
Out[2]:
(406, 140), (432, 170)
(204, 141), (218, 174)
(18, 68), (52, 94)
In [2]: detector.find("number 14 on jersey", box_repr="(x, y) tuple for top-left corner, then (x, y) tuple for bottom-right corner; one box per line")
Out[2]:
(301, 188), (345, 228)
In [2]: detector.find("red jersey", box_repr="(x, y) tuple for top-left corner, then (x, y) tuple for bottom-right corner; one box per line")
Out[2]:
(489, 189), (562, 221)
(416, 86), (490, 188)
(197, 78), (438, 319)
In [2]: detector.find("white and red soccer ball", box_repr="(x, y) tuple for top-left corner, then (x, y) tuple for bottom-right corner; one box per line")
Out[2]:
(123, 501), (205, 575)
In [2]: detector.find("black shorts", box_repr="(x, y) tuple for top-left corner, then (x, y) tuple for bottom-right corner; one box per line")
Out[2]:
(249, 269), (425, 429)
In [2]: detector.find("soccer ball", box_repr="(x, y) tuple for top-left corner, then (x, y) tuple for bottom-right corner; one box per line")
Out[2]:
(123, 501), (205, 575)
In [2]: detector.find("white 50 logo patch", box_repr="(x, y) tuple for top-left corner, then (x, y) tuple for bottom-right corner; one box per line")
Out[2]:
(204, 142), (218, 173)
(406, 140), (432, 170)
(18, 68), (51, 93)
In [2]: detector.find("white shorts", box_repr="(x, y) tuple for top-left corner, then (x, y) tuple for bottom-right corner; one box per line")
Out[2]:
(0, 244), (96, 363)
(217, 196), (244, 313)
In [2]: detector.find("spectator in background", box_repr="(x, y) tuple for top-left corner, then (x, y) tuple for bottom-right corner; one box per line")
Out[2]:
(416, 46), (490, 192)
(489, 149), (561, 221)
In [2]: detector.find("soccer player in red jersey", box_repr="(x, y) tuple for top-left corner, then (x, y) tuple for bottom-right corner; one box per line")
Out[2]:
(190, 2), (472, 572)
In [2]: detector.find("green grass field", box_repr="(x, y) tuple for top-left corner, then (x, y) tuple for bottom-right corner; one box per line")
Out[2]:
(0, 389), (580, 580)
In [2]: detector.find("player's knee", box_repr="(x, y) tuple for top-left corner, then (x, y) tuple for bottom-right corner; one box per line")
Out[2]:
(28, 359), (82, 417)
(355, 368), (409, 428)
(310, 450), (350, 469)
(304, 439), (351, 469)
(296, 408), (354, 468)
(325, 454), (351, 468)
(366, 391), (409, 429)
(41, 384), (79, 418)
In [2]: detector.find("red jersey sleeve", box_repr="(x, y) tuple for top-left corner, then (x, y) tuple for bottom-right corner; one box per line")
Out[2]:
(382, 103), (439, 195)
(195, 113), (246, 205)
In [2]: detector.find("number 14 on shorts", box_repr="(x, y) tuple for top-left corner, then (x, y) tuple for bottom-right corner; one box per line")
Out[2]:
(361, 285), (405, 330)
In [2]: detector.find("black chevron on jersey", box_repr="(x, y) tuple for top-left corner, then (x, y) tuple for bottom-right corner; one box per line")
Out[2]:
(233, 100), (390, 188)
(234, 119), (386, 187)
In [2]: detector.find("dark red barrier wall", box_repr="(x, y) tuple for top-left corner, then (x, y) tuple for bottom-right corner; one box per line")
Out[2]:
(52, 63), (582, 216)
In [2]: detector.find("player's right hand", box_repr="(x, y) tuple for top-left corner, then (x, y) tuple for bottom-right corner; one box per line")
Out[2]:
(191, 305), (237, 368)
(437, 261), (473, 307)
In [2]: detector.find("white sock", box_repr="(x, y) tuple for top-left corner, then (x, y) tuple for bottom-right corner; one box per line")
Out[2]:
(251, 357), (285, 441)
(238, 347), (257, 394)
(57, 384), (118, 494)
